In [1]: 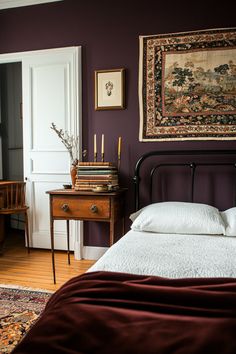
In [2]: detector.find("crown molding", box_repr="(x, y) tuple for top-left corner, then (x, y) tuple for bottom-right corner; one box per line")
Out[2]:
(0, 0), (63, 10)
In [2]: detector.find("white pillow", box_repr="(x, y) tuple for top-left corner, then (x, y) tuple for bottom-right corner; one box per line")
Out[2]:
(130, 201), (225, 235)
(220, 207), (236, 237)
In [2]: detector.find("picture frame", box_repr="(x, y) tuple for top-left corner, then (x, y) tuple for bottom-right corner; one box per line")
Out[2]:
(139, 28), (236, 141)
(95, 68), (125, 110)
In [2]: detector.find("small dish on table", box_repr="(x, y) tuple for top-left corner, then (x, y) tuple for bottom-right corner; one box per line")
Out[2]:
(63, 184), (72, 190)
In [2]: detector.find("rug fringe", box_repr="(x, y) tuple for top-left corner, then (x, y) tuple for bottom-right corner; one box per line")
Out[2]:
(0, 283), (54, 293)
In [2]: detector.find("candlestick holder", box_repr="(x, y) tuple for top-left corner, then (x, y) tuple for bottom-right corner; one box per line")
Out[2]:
(94, 152), (97, 162)
(118, 154), (121, 171)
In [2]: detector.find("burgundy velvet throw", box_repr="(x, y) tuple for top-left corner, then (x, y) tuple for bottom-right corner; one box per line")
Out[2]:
(12, 271), (236, 354)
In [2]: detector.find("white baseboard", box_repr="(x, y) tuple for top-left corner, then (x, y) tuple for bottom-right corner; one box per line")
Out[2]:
(80, 246), (108, 261)
(25, 230), (108, 261)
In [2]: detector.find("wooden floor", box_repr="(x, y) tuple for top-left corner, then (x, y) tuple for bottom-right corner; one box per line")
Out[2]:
(0, 229), (96, 292)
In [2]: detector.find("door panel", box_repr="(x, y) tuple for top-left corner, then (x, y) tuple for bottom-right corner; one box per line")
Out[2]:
(22, 47), (82, 252)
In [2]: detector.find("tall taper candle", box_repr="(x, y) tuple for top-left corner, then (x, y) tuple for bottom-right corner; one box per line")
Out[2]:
(94, 134), (97, 153)
(101, 134), (104, 154)
(101, 134), (104, 162)
(94, 134), (97, 162)
(118, 136), (121, 157)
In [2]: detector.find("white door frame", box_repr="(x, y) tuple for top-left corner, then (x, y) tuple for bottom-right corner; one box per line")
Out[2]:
(0, 46), (83, 259)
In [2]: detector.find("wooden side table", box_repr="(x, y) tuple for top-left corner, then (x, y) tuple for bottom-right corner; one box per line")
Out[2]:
(46, 188), (127, 283)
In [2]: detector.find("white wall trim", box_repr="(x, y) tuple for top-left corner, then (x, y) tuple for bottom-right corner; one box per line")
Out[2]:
(0, 46), (79, 64)
(0, 0), (63, 10)
(82, 246), (108, 261)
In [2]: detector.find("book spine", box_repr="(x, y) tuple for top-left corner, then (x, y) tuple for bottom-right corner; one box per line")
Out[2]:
(78, 166), (117, 170)
(75, 184), (97, 188)
(77, 175), (118, 180)
(77, 171), (117, 175)
(75, 180), (118, 186)
(74, 186), (94, 191)
(75, 186), (119, 191)
(78, 162), (114, 166)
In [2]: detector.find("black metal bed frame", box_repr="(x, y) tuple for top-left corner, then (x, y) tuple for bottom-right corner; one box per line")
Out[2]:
(133, 150), (236, 211)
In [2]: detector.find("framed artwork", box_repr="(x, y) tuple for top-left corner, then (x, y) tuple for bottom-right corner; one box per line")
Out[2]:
(95, 68), (125, 110)
(139, 28), (236, 141)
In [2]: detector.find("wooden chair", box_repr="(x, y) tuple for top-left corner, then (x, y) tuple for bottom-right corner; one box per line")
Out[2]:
(0, 181), (30, 252)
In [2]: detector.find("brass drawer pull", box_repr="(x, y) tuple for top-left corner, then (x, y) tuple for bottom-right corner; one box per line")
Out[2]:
(90, 205), (98, 213)
(61, 203), (69, 212)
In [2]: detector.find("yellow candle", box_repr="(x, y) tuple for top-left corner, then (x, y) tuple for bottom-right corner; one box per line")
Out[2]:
(118, 136), (121, 156)
(101, 134), (104, 154)
(94, 134), (97, 154)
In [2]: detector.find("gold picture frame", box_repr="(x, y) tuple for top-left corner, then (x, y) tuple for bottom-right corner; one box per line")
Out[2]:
(95, 68), (125, 110)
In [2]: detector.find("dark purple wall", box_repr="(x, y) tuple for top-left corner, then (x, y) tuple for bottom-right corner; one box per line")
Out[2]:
(0, 0), (235, 246)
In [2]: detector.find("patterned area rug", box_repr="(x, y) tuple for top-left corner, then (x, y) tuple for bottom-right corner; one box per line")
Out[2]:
(0, 285), (52, 353)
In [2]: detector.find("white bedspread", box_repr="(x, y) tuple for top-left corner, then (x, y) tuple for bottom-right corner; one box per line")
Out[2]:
(88, 230), (236, 278)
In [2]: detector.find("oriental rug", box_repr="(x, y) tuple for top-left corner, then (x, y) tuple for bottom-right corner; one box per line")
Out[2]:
(139, 27), (236, 141)
(0, 285), (52, 353)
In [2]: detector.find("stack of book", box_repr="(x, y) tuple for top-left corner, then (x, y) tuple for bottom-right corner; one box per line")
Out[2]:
(75, 162), (119, 191)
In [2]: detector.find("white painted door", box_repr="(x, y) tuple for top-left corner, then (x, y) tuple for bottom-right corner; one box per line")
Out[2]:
(22, 47), (82, 255)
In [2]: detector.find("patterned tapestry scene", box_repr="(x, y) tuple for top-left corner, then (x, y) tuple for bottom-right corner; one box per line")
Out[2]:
(139, 28), (236, 141)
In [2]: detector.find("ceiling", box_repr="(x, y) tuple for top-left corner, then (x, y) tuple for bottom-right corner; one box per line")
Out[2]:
(0, 0), (62, 10)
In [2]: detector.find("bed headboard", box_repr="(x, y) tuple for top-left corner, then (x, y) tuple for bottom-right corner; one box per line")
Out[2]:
(133, 150), (236, 211)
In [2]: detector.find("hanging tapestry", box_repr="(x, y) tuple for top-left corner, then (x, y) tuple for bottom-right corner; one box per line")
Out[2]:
(139, 28), (236, 141)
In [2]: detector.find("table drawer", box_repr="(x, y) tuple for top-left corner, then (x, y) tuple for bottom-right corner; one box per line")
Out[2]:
(52, 196), (110, 219)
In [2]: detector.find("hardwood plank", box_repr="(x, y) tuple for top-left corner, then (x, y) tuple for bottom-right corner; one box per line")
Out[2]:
(0, 229), (96, 291)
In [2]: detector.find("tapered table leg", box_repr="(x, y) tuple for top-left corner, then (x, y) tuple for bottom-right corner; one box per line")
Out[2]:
(50, 218), (56, 284)
(109, 221), (114, 246)
(66, 220), (70, 265)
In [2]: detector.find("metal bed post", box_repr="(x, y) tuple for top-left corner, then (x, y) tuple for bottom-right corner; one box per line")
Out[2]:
(190, 163), (196, 203)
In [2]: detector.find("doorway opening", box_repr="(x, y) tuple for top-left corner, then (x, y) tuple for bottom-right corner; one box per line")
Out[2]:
(0, 62), (24, 230)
